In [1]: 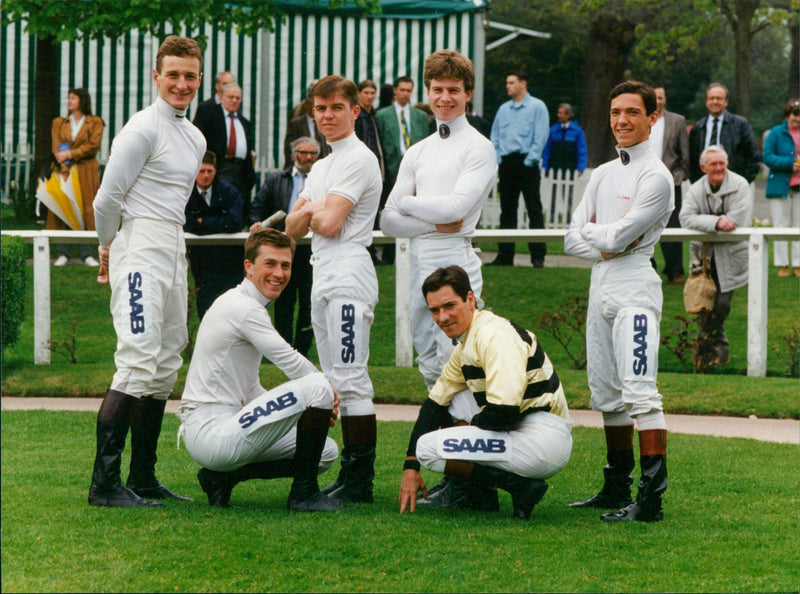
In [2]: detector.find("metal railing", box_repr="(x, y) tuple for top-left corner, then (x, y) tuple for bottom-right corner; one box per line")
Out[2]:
(3, 227), (798, 377)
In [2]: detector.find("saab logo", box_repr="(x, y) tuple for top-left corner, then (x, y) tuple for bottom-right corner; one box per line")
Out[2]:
(632, 314), (648, 375)
(340, 304), (356, 364)
(239, 392), (298, 429)
(442, 438), (507, 454)
(128, 272), (145, 334)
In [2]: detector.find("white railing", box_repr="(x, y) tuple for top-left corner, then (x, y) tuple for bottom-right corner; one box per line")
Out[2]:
(3, 227), (798, 377)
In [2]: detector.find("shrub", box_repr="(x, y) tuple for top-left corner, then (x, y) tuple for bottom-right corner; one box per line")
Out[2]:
(9, 180), (37, 221)
(1, 235), (27, 351)
(536, 296), (588, 370)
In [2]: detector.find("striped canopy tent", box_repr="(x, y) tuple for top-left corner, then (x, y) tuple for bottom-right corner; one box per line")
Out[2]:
(2, 0), (489, 176)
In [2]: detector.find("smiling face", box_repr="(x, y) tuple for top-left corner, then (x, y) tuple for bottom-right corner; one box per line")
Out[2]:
(609, 92), (657, 148)
(313, 92), (359, 143)
(153, 55), (202, 111)
(425, 285), (476, 340)
(244, 243), (292, 300)
(700, 150), (728, 187)
(705, 85), (729, 118)
(427, 77), (471, 122)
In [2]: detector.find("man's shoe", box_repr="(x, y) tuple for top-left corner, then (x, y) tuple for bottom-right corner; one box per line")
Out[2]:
(288, 491), (348, 512)
(669, 276), (685, 285)
(83, 256), (100, 267)
(778, 266), (791, 277)
(531, 258), (545, 268)
(131, 483), (193, 501)
(487, 257), (513, 266)
(417, 478), (469, 508)
(89, 483), (164, 508)
(601, 502), (663, 523)
(54, 255), (69, 267)
(197, 468), (234, 507)
(569, 491), (633, 509)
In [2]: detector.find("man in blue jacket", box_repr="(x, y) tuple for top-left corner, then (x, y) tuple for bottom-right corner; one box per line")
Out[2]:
(542, 103), (587, 178)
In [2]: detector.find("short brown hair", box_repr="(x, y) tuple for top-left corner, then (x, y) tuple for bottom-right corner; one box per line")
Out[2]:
(244, 228), (295, 263)
(609, 80), (657, 116)
(201, 151), (217, 167)
(423, 50), (475, 92)
(155, 35), (203, 74)
(421, 265), (472, 301)
(312, 75), (358, 108)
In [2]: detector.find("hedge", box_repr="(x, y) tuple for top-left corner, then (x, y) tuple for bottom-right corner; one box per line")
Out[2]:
(1, 235), (27, 350)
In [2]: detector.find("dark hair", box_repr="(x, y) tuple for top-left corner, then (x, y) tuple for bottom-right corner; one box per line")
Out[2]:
(379, 83), (395, 108)
(245, 228), (295, 263)
(423, 49), (475, 92)
(358, 79), (377, 92)
(609, 80), (657, 116)
(156, 35), (203, 73)
(507, 70), (528, 83)
(68, 88), (93, 116)
(201, 151), (217, 167)
(395, 75), (414, 88)
(421, 266), (472, 301)
(783, 98), (800, 118)
(312, 75), (358, 108)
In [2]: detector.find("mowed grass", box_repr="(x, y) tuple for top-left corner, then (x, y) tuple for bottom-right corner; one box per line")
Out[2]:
(1, 248), (798, 418)
(1, 411), (798, 593)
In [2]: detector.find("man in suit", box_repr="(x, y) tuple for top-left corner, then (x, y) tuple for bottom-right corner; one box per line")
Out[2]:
(284, 95), (330, 168)
(184, 151), (245, 320)
(193, 82), (257, 222)
(193, 71), (235, 122)
(375, 76), (430, 264)
(652, 86), (690, 284)
(250, 137), (320, 357)
(688, 83), (760, 184)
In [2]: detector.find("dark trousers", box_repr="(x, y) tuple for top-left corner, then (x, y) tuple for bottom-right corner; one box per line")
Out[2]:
(497, 154), (545, 263)
(273, 246), (313, 357)
(217, 159), (253, 222)
(659, 185), (684, 279)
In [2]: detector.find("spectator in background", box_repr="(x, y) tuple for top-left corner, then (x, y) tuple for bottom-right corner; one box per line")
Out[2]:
(49, 88), (104, 267)
(651, 86), (690, 285)
(680, 145), (751, 368)
(284, 94), (330, 168)
(378, 83), (395, 110)
(762, 98), (800, 278)
(193, 71), (235, 121)
(250, 136), (320, 357)
(490, 70), (550, 268)
(466, 100), (491, 139)
(184, 151), (244, 320)
(193, 82), (257, 222)
(688, 83), (760, 184)
(542, 103), (587, 178)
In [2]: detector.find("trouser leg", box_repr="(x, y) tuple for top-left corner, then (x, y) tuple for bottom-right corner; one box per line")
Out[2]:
(324, 414), (376, 504)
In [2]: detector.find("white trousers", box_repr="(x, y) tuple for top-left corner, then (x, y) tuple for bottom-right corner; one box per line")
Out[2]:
(409, 236), (483, 388)
(416, 412), (573, 479)
(586, 254), (664, 418)
(108, 218), (188, 399)
(311, 244), (378, 417)
(179, 373), (338, 472)
(769, 191), (800, 267)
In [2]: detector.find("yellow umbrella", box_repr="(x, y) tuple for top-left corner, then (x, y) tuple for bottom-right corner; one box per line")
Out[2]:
(36, 167), (85, 230)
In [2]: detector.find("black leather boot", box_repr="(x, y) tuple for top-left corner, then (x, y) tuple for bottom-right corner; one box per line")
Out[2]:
(198, 459), (295, 507)
(288, 408), (346, 512)
(126, 396), (192, 501)
(325, 414), (376, 504)
(568, 448), (635, 509)
(417, 475), (500, 511)
(88, 390), (162, 508)
(471, 464), (548, 520)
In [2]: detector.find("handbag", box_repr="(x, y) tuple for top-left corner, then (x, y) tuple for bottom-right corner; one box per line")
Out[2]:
(683, 244), (717, 313)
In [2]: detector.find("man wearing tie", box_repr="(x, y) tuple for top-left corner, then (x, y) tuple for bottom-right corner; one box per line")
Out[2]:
(193, 82), (257, 221)
(250, 137), (320, 357)
(184, 151), (244, 320)
(375, 76), (430, 264)
(688, 83), (760, 184)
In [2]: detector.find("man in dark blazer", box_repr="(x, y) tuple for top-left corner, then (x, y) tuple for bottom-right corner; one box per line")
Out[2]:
(193, 82), (257, 222)
(688, 83), (760, 184)
(283, 96), (330, 168)
(184, 151), (245, 320)
(653, 86), (690, 284)
(375, 76), (430, 264)
(250, 136), (320, 357)
(193, 71), (235, 122)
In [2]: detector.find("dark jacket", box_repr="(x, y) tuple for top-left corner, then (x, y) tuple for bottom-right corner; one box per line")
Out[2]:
(283, 115), (330, 169)
(689, 110), (760, 183)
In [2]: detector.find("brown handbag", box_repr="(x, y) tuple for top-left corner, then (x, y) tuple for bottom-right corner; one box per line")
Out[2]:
(683, 244), (717, 313)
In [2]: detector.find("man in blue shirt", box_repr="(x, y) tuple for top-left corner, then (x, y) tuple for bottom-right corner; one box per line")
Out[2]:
(542, 103), (588, 178)
(489, 70), (550, 267)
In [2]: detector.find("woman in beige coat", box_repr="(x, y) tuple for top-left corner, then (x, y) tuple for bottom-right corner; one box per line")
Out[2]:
(49, 87), (104, 266)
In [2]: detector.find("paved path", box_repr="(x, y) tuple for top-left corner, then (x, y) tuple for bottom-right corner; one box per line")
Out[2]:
(2, 398), (796, 445)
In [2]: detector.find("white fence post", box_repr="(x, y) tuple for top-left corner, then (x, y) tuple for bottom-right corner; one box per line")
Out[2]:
(394, 238), (413, 367)
(33, 235), (51, 365)
(747, 232), (768, 377)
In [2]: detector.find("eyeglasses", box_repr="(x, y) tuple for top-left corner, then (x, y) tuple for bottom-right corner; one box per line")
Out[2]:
(296, 150), (318, 156)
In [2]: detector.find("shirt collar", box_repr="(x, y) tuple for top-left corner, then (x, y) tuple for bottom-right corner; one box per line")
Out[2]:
(328, 131), (357, 153)
(241, 277), (270, 307)
(615, 140), (653, 164)
(434, 114), (469, 139)
(155, 96), (188, 119)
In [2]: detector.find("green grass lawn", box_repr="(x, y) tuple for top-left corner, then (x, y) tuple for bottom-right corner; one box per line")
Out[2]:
(1, 411), (797, 593)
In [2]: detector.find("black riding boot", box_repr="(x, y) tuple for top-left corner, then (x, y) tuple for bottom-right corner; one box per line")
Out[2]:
(417, 475), (500, 511)
(603, 429), (668, 523)
(288, 407), (346, 511)
(471, 463), (548, 520)
(569, 449), (635, 509)
(197, 458), (296, 507)
(88, 390), (162, 508)
(324, 414), (376, 504)
(126, 396), (192, 501)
